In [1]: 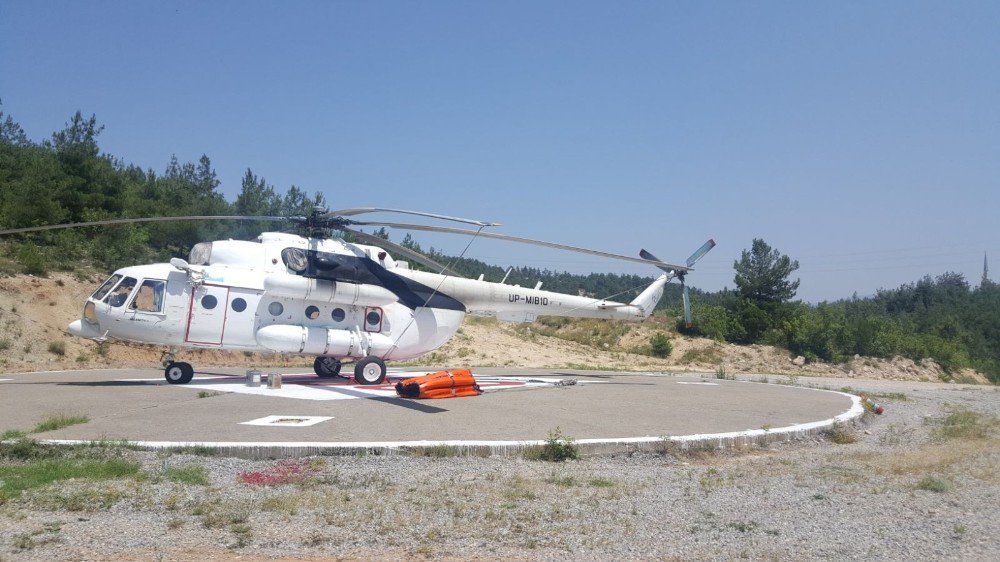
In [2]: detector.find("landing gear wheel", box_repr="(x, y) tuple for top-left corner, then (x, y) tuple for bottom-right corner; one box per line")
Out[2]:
(354, 356), (387, 385)
(314, 356), (343, 378)
(164, 362), (194, 384)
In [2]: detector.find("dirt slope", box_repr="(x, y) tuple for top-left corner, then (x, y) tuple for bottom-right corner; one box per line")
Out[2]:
(0, 272), (989, 383)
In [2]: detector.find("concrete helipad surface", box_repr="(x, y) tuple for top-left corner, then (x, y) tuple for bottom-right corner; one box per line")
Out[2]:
(0, 367), (861, 455)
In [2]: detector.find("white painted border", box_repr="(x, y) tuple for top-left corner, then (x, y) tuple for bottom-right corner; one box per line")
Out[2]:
(39, 390), (863, 451)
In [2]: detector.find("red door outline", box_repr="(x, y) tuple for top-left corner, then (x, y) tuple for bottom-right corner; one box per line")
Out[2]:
(364, 306), (383, 333)
(185, 284), (230, 345)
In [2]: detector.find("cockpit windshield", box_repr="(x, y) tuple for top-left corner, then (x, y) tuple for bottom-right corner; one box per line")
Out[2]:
(105, 276), (138, 308)
(91, 274), (122, 301)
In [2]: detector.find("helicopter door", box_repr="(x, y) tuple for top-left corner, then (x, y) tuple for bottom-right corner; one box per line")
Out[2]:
(185, 284), (230, 345)
(222, 288), (262, 347)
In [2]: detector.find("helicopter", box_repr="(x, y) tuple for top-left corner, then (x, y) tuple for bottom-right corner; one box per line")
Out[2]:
(0, 208), (714, 385)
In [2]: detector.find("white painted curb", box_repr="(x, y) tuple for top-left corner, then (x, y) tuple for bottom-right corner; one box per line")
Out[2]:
(36, 388), (864, 458)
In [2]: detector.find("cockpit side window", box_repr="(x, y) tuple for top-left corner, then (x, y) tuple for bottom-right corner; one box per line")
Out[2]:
(129, 279), (166, 313)
(105, 276), (138, 308)
(91, 274), (122, 301)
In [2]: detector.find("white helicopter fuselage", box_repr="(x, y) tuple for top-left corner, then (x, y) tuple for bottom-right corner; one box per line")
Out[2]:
(68, 232), (669, 363)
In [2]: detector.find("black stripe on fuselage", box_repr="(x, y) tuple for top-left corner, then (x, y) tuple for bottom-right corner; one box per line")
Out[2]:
(299, 249), (466, 312)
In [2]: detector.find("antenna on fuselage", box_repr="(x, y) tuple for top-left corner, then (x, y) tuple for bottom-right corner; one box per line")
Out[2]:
(500, 267), (513, 284)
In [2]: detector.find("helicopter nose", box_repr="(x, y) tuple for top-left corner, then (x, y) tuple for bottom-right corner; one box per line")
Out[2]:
(68, 319), (103, 340)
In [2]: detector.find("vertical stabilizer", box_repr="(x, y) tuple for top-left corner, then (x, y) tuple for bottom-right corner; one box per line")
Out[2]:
(629, 274), (670, 318)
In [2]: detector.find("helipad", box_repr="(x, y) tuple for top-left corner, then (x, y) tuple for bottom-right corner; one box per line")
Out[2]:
(0, 367), (861, 456)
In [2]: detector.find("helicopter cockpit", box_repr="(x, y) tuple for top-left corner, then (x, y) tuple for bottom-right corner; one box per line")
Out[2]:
(70, 266), (174, 341)
(88, 274), (165, 312)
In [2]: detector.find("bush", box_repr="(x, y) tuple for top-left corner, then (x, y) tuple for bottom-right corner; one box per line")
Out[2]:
(682, 303), (742, 342)
(47, 341), (66, 356)
(16, 244), (49, 276)
(525, 427), (579, 462)
(649, 332), (672, 358)
(916, 475), (952, 493)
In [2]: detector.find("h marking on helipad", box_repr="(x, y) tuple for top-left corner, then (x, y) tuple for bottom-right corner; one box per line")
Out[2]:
(241, 415), (333, 427)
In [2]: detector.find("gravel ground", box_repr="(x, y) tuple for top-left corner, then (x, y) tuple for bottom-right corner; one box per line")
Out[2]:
(1, 377), (998, 561)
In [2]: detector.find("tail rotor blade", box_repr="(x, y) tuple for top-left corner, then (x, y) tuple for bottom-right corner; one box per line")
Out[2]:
(682, 283), (693, 328)
(685, 239), (716, 268)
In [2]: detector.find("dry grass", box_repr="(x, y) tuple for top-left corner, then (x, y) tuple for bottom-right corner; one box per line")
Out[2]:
(680, 345), (725, 365)
(884, 440), (1000, 476)
(848, 408), (1000, 478)
(825, 423), (859, 444)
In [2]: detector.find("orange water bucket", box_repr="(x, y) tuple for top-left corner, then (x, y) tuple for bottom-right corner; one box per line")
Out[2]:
(395, 369), (482, 399)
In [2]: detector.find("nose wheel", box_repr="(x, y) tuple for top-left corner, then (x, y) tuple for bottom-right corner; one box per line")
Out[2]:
(164, 362), (194, 384)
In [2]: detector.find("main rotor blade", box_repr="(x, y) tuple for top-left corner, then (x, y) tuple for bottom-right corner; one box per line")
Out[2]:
(354, 221), (691, 272)
(327, 208), (500, 227)
(639, 248), (681, 275)
(0, 215), (288, 236)
(685, 239), (716, 268)
(344, 227), (463, 277)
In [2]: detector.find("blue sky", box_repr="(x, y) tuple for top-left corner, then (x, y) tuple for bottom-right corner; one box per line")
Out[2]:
(2, 1), (998, 301)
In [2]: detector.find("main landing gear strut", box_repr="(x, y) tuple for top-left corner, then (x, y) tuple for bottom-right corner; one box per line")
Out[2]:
(314, 356), (387, 385)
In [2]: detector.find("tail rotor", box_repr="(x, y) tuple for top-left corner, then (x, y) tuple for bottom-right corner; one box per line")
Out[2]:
(640, 239), (715, 329)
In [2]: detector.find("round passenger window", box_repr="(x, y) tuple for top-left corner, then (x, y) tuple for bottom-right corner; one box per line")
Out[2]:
(231, 298), (247, 312)
(201, 295), (218, 310)
(268, 302), (284, 316)
(331, 308), (346, 322)
(305, 305), (320, 320)
(366, 311), (381, 325)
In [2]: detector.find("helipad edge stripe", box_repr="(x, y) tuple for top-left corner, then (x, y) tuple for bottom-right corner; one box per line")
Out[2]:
(36, 392), (863, 452)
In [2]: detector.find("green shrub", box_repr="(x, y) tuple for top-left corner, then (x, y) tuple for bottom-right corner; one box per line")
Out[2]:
(525, 427), (579, 462)
(682, 303), (743, 342)
(649, 332), (673, 358)
(47, 341), (66, 356)
(916, 475), (952, 493)
(15, 244), (50, 276)
(165, 464), (210, 486)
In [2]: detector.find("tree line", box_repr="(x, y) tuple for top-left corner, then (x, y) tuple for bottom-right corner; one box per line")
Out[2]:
(686, 239), (999, 383)
(0, 108), (326, 273)
(1, 108), (996, 382)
